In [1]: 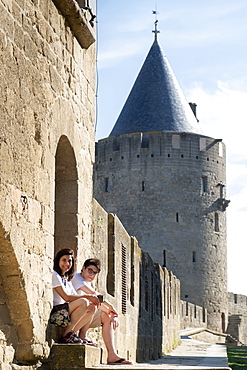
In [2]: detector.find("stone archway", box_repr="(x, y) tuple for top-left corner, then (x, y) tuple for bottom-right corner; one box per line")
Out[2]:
(54, 135), (79, 255)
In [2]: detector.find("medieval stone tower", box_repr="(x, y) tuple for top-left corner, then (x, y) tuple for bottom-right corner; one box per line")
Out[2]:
(94, 32), (230, 331)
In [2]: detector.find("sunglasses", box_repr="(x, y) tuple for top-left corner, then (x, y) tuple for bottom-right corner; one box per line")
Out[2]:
(87, 267), (99, 276)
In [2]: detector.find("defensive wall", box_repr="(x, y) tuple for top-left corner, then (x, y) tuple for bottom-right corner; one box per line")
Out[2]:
(228, 292), (247, 315)
(180, 300), (207, 330)
(0, 0), (96, 366)
(94, 130), (228, 331)
(226, 293), (247, 345)
(91, 199), (182, 362)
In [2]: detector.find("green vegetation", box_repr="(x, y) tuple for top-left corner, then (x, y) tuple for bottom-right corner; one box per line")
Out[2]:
(227, 346), (247, 370)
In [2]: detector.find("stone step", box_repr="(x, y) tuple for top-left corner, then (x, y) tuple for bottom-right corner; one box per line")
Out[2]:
(88, 366), (230, 370)
(42, 343), (101, 369)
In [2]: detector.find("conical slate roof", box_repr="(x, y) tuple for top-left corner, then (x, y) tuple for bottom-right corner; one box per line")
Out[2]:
(109, 39), (200, 137)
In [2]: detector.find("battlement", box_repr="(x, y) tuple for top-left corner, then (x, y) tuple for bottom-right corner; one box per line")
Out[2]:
(95, 131), (225, 166)
(228, 292), (247, 315)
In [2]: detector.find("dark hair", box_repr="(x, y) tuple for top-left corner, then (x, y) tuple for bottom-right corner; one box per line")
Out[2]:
(53, 248), (75, 281)
(83, 258), (101, 272)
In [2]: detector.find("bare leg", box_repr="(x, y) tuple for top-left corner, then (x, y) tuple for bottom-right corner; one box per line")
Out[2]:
(79, 319), (93, 340)
(64, 298), (95, 334)
(100, 312), (124, 363)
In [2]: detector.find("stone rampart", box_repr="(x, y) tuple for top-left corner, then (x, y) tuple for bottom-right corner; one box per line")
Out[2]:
(180, 300), (207, 330)
(91, 198), (181, 361)
(0, 0), (96, 366)
(228, 292), (247, 315)
(227, 292), (247, 345)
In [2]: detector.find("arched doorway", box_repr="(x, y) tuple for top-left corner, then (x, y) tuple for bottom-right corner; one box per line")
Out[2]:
(55, 136), (78, 254)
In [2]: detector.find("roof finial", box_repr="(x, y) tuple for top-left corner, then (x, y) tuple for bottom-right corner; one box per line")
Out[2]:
(152, 6), (160, 41)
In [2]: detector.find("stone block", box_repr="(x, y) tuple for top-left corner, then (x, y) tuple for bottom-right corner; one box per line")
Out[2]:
(0, 363), (12, 370)
(0, 344), (4, 363)
(1, 0), (11, 11)
(47, 343), (101, 369)
(0, 305), (11, 324)
(15, 343), (42, 364)
(12, 2), (22, 24)
(3, 344), (15, 364)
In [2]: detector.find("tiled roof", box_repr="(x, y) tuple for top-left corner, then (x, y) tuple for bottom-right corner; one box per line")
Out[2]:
(109, 39), (200, 137)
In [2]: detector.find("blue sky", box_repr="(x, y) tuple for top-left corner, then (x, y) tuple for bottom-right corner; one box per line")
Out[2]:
(96, 0), (247, 295)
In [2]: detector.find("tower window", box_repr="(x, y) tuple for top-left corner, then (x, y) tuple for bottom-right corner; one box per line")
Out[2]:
(176, 213), (179, 222)
(113, 138), (120, 151)
(141, 133), (149, 148)
(214, 212), (219, 232)
(192, 251), (196, 262)
(201, 176), (207, 193)
(172, 135), (180, 149)
(105, 177), (110, 192)
(199, 137), (206, 151)
(163, 250), (166, 268)
(142, 181), (145, 191)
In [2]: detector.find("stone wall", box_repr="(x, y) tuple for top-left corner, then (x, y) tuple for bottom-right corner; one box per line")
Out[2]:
(227, 292), (247, 344)
(228, 292), (247, 315)
(94, 131), (229, 331)
(0, 0), (96, 365)
(91, 199), (181, 361)
(180, 300), (207, 330)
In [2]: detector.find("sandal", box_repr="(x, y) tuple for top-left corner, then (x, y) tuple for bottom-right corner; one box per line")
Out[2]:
(82, 338), (98, 347)
(58, 331), (82, 344)
(107, 358), (132, 365)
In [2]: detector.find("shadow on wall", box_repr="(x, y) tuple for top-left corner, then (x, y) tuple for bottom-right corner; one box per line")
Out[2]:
(91, 199), (181, 362)
(0, 222), (36, 363)
(136, 253), (163, 361)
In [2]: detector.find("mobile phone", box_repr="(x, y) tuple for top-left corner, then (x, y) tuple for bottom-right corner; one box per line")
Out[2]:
(97, 295), (104, 302)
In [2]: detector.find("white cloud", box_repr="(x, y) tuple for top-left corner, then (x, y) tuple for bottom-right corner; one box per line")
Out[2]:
(98, 35), (149, 69)
(187, 82), (247, 161)
(188, 82), (247, 295)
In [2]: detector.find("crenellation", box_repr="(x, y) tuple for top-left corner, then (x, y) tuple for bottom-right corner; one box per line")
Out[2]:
(96, 133), (226, 168)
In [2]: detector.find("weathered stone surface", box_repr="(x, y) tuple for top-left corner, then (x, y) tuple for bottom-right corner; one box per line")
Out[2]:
(47, 343), (101, 369)
(94, 132), (228, 332)
(0, 0), (96, 366)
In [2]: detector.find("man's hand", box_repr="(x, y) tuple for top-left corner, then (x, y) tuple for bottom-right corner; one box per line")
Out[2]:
(87, 295), (101, 306)
(109, 313), (119, 330)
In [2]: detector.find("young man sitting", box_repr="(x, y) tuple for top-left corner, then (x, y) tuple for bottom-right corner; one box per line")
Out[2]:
(72, 258), (132, 365)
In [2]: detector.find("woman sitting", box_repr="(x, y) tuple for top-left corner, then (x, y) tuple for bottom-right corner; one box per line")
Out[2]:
(51, 248), (99, 344)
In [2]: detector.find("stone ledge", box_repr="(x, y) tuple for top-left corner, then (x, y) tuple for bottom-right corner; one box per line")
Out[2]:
(52, 0), (96, 49)
(44, 343), (101, 369)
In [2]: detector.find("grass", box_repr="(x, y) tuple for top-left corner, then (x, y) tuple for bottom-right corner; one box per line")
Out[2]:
(227, 346), (247, 370)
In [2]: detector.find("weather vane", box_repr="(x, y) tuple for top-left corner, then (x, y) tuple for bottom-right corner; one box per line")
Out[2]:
(152, 6), (160, 40)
